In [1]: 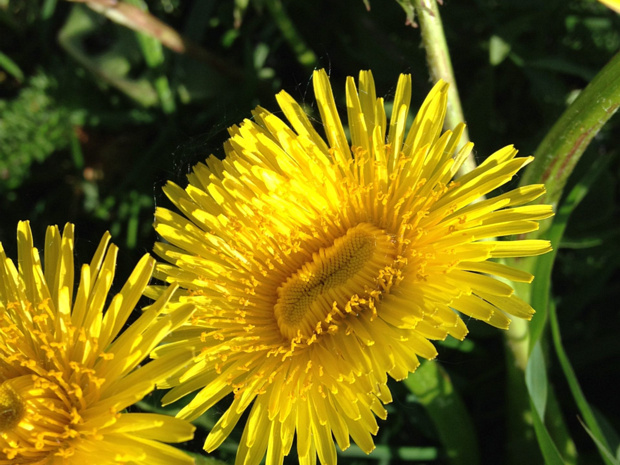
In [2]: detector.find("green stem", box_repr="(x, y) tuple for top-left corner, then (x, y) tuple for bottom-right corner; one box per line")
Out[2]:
(412, 0), (475, 174)
(505, 51), (620, 463)
(506, 48), (620, 385)
(404, 362), (480, 465)
(520, 50), (620, 227)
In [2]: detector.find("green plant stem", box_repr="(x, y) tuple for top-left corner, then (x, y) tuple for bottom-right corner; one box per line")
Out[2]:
(520, 50), (620, 227)
(404, 362), (480, 465)
(412, 0), (475, 175)
(504, 51), (620, 463)
(504, 316), (543, 465)
(506, 48), (620, 363)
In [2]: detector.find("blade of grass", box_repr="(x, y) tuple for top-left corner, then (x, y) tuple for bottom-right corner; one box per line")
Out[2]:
(509, 50), (620, 357)
(505, 50), (620, 464)
(525, 341), (575, 464)
(123, 0), (175, 114)
(525, 157), (612, 463)
(530, 149), (614, 464)
(0, 50), (24, 82)
(508, 50), (620, 350)
(579, 418), (620, 465)
(525, 342), (547, 419)
(593, 409), (620, 461)
(529, 396), (566, 465)
(550, 300), (615, 465)
(41, 0), (58, 20)
(69, 127), (84, 169)
(404, 361), (480, 465)
(546, 385), (578, 464)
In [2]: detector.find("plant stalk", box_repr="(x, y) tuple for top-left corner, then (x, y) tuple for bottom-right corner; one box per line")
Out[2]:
(412, 0), (476, 175)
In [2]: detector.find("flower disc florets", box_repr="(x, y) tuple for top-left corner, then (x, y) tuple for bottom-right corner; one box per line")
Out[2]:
(152, 69), (553, 465)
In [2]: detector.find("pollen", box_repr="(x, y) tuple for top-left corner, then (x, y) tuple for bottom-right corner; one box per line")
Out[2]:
(0, 382), (24, 433)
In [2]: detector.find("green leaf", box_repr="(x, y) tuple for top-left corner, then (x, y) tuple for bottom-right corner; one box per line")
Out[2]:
(525, 342), (547, 419)
(404, 361), (480, 465)
(593, 409), (620, 462)
(546, 388), (578, 465)
(489, 35), (511, 66)
(525, 341), (570, 463)
(528, 144), (614, 465)
(41, 0), (57, 21)
(0, 50), (24, 81)
(550, 298), (616, 465)
(187, 450), (230, 465)
(505, 51), (620, 464)
(579, 418), (620, 465)
(124, 0), (176, 114)
(520, 51), (620, 223)
(339, 444), (438, 461)
(396, 0), (416, 26)
(0, 74), (75, 191)
(525, 131), (612, 354)
(529, 397), (566, 465)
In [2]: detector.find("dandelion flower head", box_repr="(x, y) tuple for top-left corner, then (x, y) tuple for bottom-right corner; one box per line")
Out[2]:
(598, 0), (620, 13)
(0, 221), (195, 464)
(153, 70), (553, 465)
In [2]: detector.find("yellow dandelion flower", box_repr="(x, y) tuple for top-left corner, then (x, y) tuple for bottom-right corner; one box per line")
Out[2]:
(599, 0), (620, 13)
(0, 221), (196, 464)
(152, 70), (553, 465)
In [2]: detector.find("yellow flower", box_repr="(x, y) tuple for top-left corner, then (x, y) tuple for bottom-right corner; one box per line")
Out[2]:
(599, 0), (620, 13)
(152, 70), (553, 465)
(0, 221), (195, 465)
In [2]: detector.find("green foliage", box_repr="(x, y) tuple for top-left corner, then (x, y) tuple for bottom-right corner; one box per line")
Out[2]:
(0, 73), (77, 191)
(404, 361), (480, 464)
(0, 0), (619, 463)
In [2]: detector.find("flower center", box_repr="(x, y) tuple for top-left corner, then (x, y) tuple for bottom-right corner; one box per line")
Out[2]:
(274, 223), (398, 341)
(0, 382), (25, 433)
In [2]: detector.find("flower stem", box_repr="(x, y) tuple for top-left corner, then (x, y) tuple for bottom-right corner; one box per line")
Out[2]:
(505, 50), (620, 462)
(507, 50), (620, 354)
(413, 0), (476, 174)
(520, 50), (620, 228)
